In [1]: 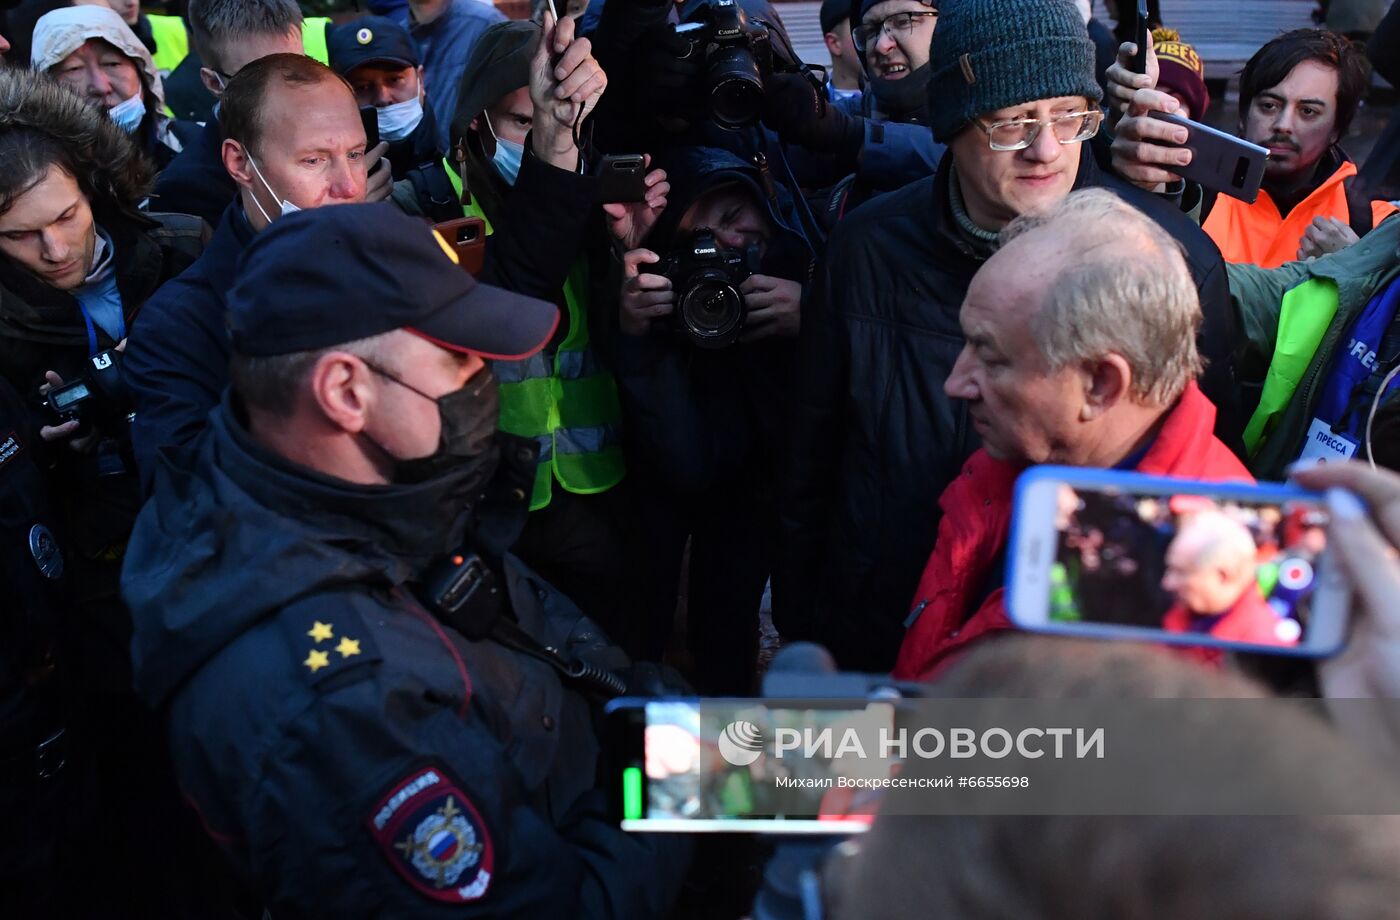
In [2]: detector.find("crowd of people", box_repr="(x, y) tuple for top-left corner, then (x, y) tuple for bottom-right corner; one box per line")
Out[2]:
(2, 0), (1400, 915)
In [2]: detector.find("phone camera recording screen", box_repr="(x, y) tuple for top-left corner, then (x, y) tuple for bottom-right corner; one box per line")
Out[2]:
(627, 701), (889, 832)
(1052, 487), (1328, 648)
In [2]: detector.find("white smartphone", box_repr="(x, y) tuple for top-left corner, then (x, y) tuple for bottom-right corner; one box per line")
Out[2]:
(1007, 467), (1350, 657)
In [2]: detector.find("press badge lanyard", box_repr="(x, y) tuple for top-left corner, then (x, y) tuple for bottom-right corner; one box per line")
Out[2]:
(1297, 277), (1400, 463)
(77, 302), (126, 358)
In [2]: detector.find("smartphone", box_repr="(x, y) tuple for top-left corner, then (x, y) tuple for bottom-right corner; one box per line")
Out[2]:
(1130, 0), (1149, 74)
(594, 154), (649, 203)
(359, 104), (380, 152)
(1006, 467), (1349, 658)
(431, 216), (487, 277)
(1147, 111), (1268, 203)
(605, 697), (895, 834)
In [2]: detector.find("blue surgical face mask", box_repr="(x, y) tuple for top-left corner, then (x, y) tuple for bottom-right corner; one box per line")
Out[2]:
(484, 112), (523, 187)
(378, 95), (425, 143)
(108, 92), (146, 134)
(247, 155), (301, 224)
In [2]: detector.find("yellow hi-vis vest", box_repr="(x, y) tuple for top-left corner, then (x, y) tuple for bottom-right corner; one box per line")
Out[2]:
(445, 161), (625, 511)
(144, 16), (329, 73)
(146, 14), (189, 76)
(302, 18), (332, 64)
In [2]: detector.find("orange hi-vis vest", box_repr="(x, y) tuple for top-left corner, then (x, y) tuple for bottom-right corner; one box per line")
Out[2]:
(1202, 158), (1397, 269)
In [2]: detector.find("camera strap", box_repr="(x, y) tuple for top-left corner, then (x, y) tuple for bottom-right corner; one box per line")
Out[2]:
(416, 549), (625, 699)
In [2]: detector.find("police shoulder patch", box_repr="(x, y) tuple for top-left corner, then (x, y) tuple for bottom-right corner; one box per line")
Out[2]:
(368, 765), (495, 903)
(279, 596), (382, 688)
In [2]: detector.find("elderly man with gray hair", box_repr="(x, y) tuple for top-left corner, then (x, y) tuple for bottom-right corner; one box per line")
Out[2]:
(893, 189), (1254, 680)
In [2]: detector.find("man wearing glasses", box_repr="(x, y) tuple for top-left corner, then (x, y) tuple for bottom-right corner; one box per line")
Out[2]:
(852, 0), (938, 122)
(775, 0), (1245, 674)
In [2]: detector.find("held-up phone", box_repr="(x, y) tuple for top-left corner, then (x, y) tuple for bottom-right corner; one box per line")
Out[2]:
(1006, 467), (1350, 658)
(594, 154), (649, 203)
(359, 104), (380, 152)
(1147, 111), (1269, 203)
(605, 698), (894, 834)
(1130, 0), (1149, 74)
(432, 217), (487, 276)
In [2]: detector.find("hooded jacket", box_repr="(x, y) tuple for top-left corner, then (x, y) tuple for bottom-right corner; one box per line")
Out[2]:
(610, 145), (813, 494)
(892, 381), (1253, 681)
(775, 147), (1247, 673)
(31, 5), (189, 168)
(121, 397), (687, 917)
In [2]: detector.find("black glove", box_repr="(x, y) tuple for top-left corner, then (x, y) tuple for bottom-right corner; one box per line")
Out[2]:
(762, 73), (865, 164)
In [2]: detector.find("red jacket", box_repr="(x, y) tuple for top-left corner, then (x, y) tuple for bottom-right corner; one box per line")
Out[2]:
(892, 382), (1253, 681)
(1162, 585), (1294, 646)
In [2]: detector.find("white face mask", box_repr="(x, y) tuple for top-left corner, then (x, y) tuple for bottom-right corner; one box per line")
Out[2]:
(483, 112), (523, 187)
(108, 91), (146, 134)
(247, 155), (301, 224)
(377, 95), (425, 143)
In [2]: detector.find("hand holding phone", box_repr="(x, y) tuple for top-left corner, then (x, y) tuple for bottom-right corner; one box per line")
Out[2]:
(1007, 468), (1350, 658)
(1145, 111), (1268, 202)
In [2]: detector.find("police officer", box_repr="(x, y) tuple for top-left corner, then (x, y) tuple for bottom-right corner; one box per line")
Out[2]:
(327, 15), (443, 181)
(121, 202), (688, 917)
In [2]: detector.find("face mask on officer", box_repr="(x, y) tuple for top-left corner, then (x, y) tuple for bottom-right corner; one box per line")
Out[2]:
(483, 112), (524, 187)
(247, 155), (302, 224)
(108, 91), (146, 133)
(377, 94), (424, 142)
(360, 361), (501, 484)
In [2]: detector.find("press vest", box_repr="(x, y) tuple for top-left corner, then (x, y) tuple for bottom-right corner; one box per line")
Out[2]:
(1203, 159), (1397, 269)
(444, 161), (625, 511)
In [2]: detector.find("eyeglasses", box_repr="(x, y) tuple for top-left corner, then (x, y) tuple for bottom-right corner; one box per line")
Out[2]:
(973, 109), (1104, 151)
(853, 9), (938, 55)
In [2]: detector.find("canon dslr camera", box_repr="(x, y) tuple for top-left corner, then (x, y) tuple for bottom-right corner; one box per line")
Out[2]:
(657, 229), (759, 349)
(674, 0), (786, 128)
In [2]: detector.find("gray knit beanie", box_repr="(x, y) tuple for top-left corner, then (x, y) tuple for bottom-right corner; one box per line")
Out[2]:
(927, 0), (1101, 144)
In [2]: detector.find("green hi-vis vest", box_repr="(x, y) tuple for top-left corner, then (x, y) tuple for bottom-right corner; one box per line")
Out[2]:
(146, 14), (189, 76)
(1242, 277), (1340, 456)
(303, 17), (332, 64)
(444, 160), (625, 511)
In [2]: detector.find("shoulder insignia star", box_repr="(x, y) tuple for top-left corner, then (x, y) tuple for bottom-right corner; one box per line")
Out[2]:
(308, 621), (334, 643)
(335, 636), (362, 659)
(304, 649), (330, 673)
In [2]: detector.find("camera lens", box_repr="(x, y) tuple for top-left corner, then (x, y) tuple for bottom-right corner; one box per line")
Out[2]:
(707, 45), (763, 128)
(679, 273), (745, 348)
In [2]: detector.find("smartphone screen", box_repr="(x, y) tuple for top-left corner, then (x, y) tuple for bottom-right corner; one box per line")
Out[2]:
(607, 699), (894, 834)
(1008, 468), (1349, 657)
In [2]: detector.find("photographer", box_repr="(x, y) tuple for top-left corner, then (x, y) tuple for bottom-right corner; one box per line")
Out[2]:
(0, 66), (201, 559)
(613, 145), (810, 692)
(0, 67), (214, 913)
(122, 202), (689, 917)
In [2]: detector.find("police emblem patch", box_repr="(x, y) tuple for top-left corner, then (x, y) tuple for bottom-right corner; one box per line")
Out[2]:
(28, 524), (63, 579)
(368, 766), (494, 903)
